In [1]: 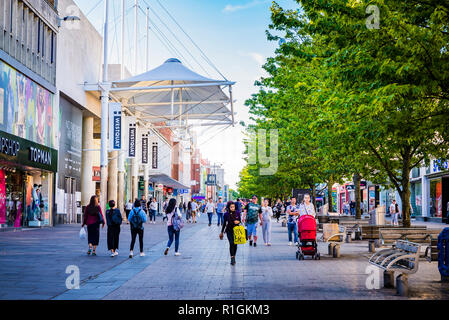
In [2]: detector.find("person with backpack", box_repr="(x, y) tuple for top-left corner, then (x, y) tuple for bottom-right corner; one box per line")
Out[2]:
(128, 200), (147, 258)
(106, 200), (122, 257)
(82, 195), (105, 256)
(164, 198), (183, 256)
(243, 195), (263, 247)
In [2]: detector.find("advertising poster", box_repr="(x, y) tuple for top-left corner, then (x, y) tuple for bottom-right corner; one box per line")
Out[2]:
(0, 170), (5, 224)
(108, 103), (122, 151)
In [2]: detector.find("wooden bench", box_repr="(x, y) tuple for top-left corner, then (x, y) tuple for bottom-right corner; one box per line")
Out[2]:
(369, 240), (421, 296)
(379, 228), (442, 261)
(361, 225), (427, 252)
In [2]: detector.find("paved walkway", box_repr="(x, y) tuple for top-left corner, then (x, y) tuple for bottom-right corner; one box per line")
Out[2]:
(0, 214), (448, 300)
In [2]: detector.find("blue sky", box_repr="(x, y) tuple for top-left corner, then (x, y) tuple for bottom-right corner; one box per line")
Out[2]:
(72, 0), (298, 189)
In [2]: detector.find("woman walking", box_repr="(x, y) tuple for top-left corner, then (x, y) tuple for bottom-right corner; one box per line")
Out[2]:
(164, 198), (182, 256)
(219, 201), (241, 265)
(106, 200), (122, 257)
(186, 201), (192, 223)
(261, 199), (273, 246)
(82, 195), (105, 256)
(128, 200), (147, 258)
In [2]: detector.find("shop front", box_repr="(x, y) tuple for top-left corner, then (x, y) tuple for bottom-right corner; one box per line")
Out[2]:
(0, 130), (57, 229)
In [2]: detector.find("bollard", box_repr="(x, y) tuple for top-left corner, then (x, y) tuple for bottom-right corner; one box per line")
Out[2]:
(328, 243), (335, 255)
(368, 240), (376, 253)
(396, 274), (409, 296)
(384, 271), (395, 288)
(355, 231), (362, 241)
(346, 233), (352, 243)
(333, 244), (340, 258)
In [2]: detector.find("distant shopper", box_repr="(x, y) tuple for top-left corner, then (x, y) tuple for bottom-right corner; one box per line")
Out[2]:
(219, 201), (241, 265)
(261, 199), (273, 246)
(390, 200), (400, 226)
(350, 201), (356, 216)
(125, 200), (133, 222)
(162, 198), (169, 222)
(82, 195), (105, 256)
(128, 200), (147, 258)
(140, 196), (147, 215)
(186, 201), (192, 223)
(106, 200), (122, 257)
(191, 200), (198, 223)
(274, 198), (283, 222)
(149, 198), (158, 224)
(206, 198), (215, 226)
(164, 198), (182, 256)
(243, 195), (263, 247)
(216, 197), (226, 226)
(286, 197), (300, 246)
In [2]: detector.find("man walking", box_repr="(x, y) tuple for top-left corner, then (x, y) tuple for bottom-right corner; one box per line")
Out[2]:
(148, 198), (158, 224)
(243, 195), (263, 247)
(216, 197), (226, 226)
(206, 198), (215, 226)
(140, 195), (147, 217)
(286, 197), (300, 246)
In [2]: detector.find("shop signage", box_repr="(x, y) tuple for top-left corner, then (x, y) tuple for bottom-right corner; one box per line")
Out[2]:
(155, 183), (163, 191)
(109, 103), (122, 150)
(206, 174), (216, 186)
(92, 166), (101, 181)
(0, 130), (57, 172)
(142, 134), (148, 164)
(29, 146), (52, 165)
(0, 136), (20, 156)
(128, 123), (136, 158)
(432, 159), (448, 173)
(152, 143), (158, 169)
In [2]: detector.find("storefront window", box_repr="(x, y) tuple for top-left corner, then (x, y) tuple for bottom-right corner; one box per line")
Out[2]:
(430, 178), (442, 217)
(410, 182), (422, 216)
(0, 169), (53, 228)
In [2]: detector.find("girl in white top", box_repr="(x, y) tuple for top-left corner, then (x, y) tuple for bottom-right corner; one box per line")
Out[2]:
(299, 194), (316, 217)
(261, 199), (273, 246)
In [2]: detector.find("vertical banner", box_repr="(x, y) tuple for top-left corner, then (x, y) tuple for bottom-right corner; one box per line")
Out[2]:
(0, 170), (5, 224)
(152, 142), (158, 169)
(126, 117), (137, 158)
(142, 133), (148, 164)
(108, 103), (122, 150)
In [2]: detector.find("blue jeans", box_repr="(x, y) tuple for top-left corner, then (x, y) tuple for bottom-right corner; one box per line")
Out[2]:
(217, 212), (224, 226)
(287, 222), (298, 243)
(149, 209), (157, 222)
(207, 212), (213, 225)
(350, 207), (355, 215)
(167, 225), (180, 252)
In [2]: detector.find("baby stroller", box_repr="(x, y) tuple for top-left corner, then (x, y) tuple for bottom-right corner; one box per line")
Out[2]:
(296, 214), (320, 260)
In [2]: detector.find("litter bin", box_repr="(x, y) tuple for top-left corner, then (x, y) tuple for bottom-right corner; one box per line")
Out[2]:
(438, 228), (449, 282)
(370, 205), (385, 225)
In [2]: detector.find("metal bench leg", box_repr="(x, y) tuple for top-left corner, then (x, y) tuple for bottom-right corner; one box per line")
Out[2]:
(383, 271), (395, 289)
(333, 244), (340, 258)
(328, 243), (335, 255)
(368, 240), (375, 253)
(396, 274), (409, 296)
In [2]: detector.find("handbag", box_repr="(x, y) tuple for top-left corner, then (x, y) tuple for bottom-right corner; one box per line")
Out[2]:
(233, 225), (247, 245)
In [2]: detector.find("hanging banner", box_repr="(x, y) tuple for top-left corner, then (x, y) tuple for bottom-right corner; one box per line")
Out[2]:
(152, 142), (158, 169)
(142, 133), (148, 164)
(108, 103), (122, 151)
(126, 117), (137, 158)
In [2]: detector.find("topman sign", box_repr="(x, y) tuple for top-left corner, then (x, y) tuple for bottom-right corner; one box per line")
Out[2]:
(0, 130), (58, 172)
(29, 146), (52, 166)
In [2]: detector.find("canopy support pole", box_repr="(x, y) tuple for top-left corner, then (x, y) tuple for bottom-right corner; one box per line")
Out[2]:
(170, 80), (174, 121)
(229, 85), (235, 126)
(179, 88), (182, 128)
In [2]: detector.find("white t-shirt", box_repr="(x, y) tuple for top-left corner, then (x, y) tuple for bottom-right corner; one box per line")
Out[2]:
(206, 202), (215, 213)
(262, 206), (273, 223)
(125, 202), (133, 210)
(150, 201), (158, 211)
(191, 202), (198, 211)
(299, 203), (316, 217)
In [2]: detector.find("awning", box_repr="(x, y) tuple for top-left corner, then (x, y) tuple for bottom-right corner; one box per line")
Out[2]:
(149, 173), (189, 190)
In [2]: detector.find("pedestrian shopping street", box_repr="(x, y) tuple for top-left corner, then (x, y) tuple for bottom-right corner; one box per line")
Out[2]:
(0, 214), (447, 300)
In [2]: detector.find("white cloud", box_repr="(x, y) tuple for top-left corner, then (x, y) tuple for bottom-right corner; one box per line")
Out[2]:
(222, 0), (269, 13)
(248, 52), (265, 66)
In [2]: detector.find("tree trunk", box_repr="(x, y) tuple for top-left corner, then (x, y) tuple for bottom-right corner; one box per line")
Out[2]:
(401, 160), (412, 228)
(311, 184), (316, 209)
(327, 180), (333, 213)
(353, 173), (362, 220)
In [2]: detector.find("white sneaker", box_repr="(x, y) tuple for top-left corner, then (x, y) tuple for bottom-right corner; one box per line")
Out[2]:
(114, 251), (119, 256)
(288, 242), (293, 246)
(174, 252), (181, 256)
(295, 242), (299, 246)
(129, 251), (133, 258)
(140, 252), (146, 257)
(110, 252), (115, 257)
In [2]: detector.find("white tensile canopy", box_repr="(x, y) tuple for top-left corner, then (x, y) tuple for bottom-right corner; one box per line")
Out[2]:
(107, 58), (235, 126)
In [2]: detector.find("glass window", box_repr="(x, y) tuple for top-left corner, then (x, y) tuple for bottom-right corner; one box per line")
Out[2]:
(410, 182), (422, 216)
(430, 178), (442, 218)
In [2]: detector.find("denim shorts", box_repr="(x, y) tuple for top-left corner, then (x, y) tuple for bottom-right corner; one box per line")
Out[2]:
(246, 222), (258, 236)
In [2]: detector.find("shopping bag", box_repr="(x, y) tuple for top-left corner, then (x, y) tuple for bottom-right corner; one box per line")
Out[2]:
(233, 225), (247, 245)
(197, 212), (201, 218)
(79, 227), (87, 240)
